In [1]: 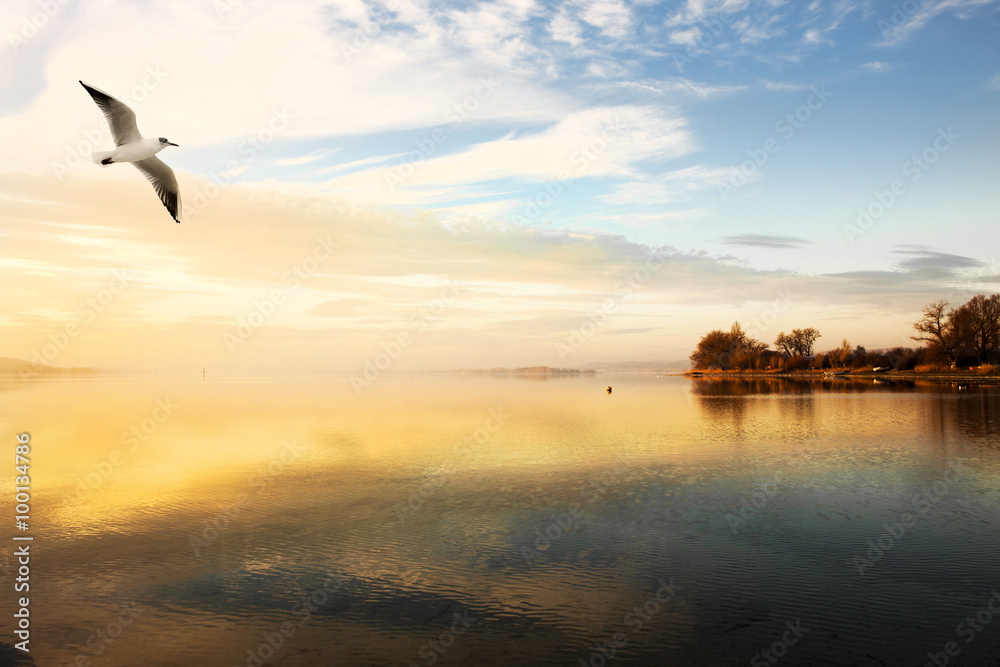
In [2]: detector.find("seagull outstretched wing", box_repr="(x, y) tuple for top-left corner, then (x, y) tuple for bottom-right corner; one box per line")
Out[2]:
(79, 81), (141, 147)
(133, 157), (181, 223)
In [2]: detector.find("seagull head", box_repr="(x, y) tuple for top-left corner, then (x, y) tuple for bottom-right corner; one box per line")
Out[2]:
(159, 137), (179, 147)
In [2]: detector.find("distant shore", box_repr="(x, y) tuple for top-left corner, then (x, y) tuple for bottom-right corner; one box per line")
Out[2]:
(682, 369), (1000, 384)
(458, 366), (597, 375)
(0, 356), (101, 377)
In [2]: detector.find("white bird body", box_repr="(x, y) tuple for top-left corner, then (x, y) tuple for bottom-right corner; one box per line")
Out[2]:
(92, 137), (170, 165)
(80, 80), (181, 223)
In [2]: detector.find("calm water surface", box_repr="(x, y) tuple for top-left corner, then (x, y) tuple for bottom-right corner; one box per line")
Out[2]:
(2, 375), (999, 666)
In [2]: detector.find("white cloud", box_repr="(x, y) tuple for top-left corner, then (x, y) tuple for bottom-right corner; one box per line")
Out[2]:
(316, 153), (408, 175)
(585, 60), (630, 78)
(274, 147), (338, 167)
(548, 11), (584, 46)
(762, 80), (815, 91)
(876, 0), (999, 47)
(601, 165), (750, 206)
(669, 27), (703, 46)
(734, 14), (786, 43)
(860, 61), (895, 73)
(577, 0), (633, 39)
(0, 0), (575, 169)
(803, 28), (824, 43)
(666, 0), (751, 26)
(321, 105), (695, 205)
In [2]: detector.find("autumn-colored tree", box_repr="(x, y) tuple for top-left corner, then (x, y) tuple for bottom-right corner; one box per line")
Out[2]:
(774, 328), (820, 357)
(911, 300), (963, 363)
(774, 332), (795, 357)
(959, 294), (1000, 363)
(690, 322), (768, 370)
(690, 330), (737, 370)
(835, 338), (853, 367)
(912, 295), (1000, 364)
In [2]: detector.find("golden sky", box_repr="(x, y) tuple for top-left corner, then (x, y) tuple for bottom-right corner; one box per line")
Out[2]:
(2, 0), (998, 372)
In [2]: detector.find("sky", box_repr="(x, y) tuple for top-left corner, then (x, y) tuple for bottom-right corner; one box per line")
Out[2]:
(1, 0), (999, 373)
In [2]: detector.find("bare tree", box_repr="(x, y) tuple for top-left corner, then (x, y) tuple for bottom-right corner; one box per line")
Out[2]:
(774, 328), (820, 357)
(774, 332), (795, 357)
(956, 294), (1000, 363)
(792, 328), (821, 356)
(912, 296), (1000, 364)
(911, 301), (960, 363)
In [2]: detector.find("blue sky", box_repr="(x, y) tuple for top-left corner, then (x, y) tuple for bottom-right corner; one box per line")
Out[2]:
(168, 0), (1000, 268)
(1, 0), (999, 371)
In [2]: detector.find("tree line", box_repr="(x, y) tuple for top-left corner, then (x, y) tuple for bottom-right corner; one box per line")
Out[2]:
(911, 294), (1000, 366)
(690, 293), (1000, 372)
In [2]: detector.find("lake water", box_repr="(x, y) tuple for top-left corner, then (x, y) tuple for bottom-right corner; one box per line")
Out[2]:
(2, 374), (999, 666)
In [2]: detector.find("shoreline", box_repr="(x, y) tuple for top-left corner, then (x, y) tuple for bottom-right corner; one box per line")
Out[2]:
(679, 370), (1000, 384)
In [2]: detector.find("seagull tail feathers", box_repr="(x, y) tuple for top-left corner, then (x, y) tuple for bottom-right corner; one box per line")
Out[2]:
(92, 150), (114, 165)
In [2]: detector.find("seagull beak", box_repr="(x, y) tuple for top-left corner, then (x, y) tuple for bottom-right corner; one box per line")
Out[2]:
(167, 141), (178, 147)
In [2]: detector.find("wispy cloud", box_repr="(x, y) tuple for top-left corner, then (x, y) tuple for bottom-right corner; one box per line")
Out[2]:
(548, 10), (584, 46)
(322, 105), (695, 205)
(1, 169), (976, 369)
(578, 0), (634, 40)
(719, 234), (812, 249)
(875, 0), (1000, 47)
(274, 147), (338, 167)
(601, 165), (747, 206)
(860, 61), (895, 73)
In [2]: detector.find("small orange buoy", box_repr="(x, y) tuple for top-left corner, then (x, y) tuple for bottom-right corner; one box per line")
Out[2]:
(607, 386), (612, 394)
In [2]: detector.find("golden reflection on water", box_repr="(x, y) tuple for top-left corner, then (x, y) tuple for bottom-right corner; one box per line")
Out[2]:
(1, 374), (999, 666)
(8, 375), (710, 524)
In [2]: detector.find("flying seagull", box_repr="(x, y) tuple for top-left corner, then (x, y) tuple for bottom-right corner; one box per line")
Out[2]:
(79, 81), (181, 223)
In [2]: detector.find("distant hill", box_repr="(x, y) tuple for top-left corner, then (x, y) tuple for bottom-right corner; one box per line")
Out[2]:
(580, 360), (688, 373)
(0, 356), (100, 376)
(458, 366), (596, 375)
